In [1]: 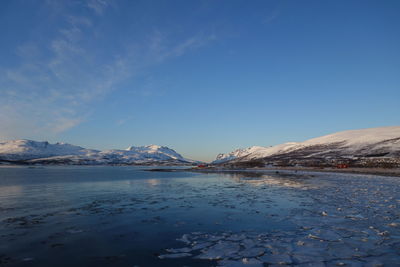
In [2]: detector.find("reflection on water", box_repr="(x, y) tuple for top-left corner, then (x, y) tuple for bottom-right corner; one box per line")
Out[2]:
(213, 171), (319, 189)
(0, 166), (313, 267)
(159, 171), (400, 266)
(0, 185), (23, 198)
(146, 179), (161, 186)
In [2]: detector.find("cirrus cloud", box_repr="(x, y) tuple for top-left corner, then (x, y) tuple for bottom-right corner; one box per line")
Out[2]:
(0, 1), (217, 141)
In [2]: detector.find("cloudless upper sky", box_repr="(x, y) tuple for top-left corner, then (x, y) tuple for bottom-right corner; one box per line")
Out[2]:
(0, 0), (399, 161)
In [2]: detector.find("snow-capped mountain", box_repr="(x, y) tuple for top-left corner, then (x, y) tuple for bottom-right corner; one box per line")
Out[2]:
(213, 126), (400, 167)
(214, 146), (266, 164)
(0, 140), (99, 160)
(98, 145), (192, 164)
(0, 140), (194, 165)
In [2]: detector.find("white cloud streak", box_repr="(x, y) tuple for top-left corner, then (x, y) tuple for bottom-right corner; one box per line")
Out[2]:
(87, 0), (110, 15)
(0, 2), (217, 141)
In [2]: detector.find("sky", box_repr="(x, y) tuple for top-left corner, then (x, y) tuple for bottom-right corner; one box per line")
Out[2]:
(0, 0), (399, 162)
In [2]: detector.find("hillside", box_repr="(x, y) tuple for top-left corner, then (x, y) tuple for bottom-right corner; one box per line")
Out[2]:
(213, 126), (400, 168)
(0, 140), (195, 165)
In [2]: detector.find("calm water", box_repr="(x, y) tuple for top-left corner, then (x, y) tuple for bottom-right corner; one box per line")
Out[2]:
(0, 166), (313, 266)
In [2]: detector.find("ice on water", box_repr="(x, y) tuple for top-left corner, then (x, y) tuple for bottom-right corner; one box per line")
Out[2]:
(159, 172), (400, 266)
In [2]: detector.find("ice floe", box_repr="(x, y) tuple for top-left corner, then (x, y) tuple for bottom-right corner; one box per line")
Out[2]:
(159, 172), (400, 266)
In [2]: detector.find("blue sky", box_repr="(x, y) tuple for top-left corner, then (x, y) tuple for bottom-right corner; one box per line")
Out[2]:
(0, 0), (399, 161)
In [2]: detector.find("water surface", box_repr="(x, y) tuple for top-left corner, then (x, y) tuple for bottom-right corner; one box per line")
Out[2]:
(0, 166), (307, 266)
(1, 166), (399, 266)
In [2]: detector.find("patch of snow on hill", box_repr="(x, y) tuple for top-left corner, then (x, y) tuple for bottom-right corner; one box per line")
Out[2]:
(0, 140), (194, 164)
(0, 140), (98, 160)
(213, 146), (266, 164)
(101, 145), (192, 163)
(214, 126), (400, 163)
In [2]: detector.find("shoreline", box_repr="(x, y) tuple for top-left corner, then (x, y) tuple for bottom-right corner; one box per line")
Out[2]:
(1, 164), (400, 177)
(149, 166), (400, 177)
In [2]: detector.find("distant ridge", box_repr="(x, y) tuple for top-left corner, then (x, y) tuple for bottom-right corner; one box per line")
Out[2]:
(213, 126), (400, 168)
(0, 140), (196, 165)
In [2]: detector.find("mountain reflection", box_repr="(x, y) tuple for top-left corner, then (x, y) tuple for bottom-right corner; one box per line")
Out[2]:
(215, 171), (315, 188)
(0, 185), (23, 198)
(146, 179), (161, 186)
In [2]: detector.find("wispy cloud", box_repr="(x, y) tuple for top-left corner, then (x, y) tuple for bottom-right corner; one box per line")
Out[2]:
(147, 30), (217, 63)
(87, 0), (110, 15)
(0, 6), (123, 139)
(0, 2), (217, 141)
(115, 116), (134, 126)
(262, 7), (280, 24)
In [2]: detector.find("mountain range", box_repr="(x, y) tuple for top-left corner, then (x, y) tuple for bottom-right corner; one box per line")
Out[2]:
(0, 140), (195, 165)
(213, 126), (400, 168)
(1, 126), (399, 167)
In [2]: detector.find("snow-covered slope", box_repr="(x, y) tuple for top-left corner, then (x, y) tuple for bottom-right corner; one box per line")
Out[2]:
(213, 143), (301, 164)
(214, 146), (266, 164)
(0, 140), (194, 165)
(0, 140), (98, 160)
(99, 145), (193, 164)
(302, 126), (400, 147)
(213, 126), (400, 164)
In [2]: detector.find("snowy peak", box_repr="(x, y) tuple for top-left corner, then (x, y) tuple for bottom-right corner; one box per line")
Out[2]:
(107, 144), (188, 162)
(126, 144), (162, 151)
(0, 139), (96, 160)
(214, 126), (400, 164)
(146, 144), (163, 150)
(303, 126), (400, 147)
(214, 146), (266, 164)
(0, 140), (193, 164)
(213, 143), (300, 164)
(126, 144), (179, 156)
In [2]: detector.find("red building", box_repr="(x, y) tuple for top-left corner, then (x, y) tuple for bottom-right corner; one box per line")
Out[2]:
(336, 164), (348, 169)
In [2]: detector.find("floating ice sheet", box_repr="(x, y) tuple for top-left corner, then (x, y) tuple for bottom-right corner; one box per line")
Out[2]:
(159, 172), (400, 266)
